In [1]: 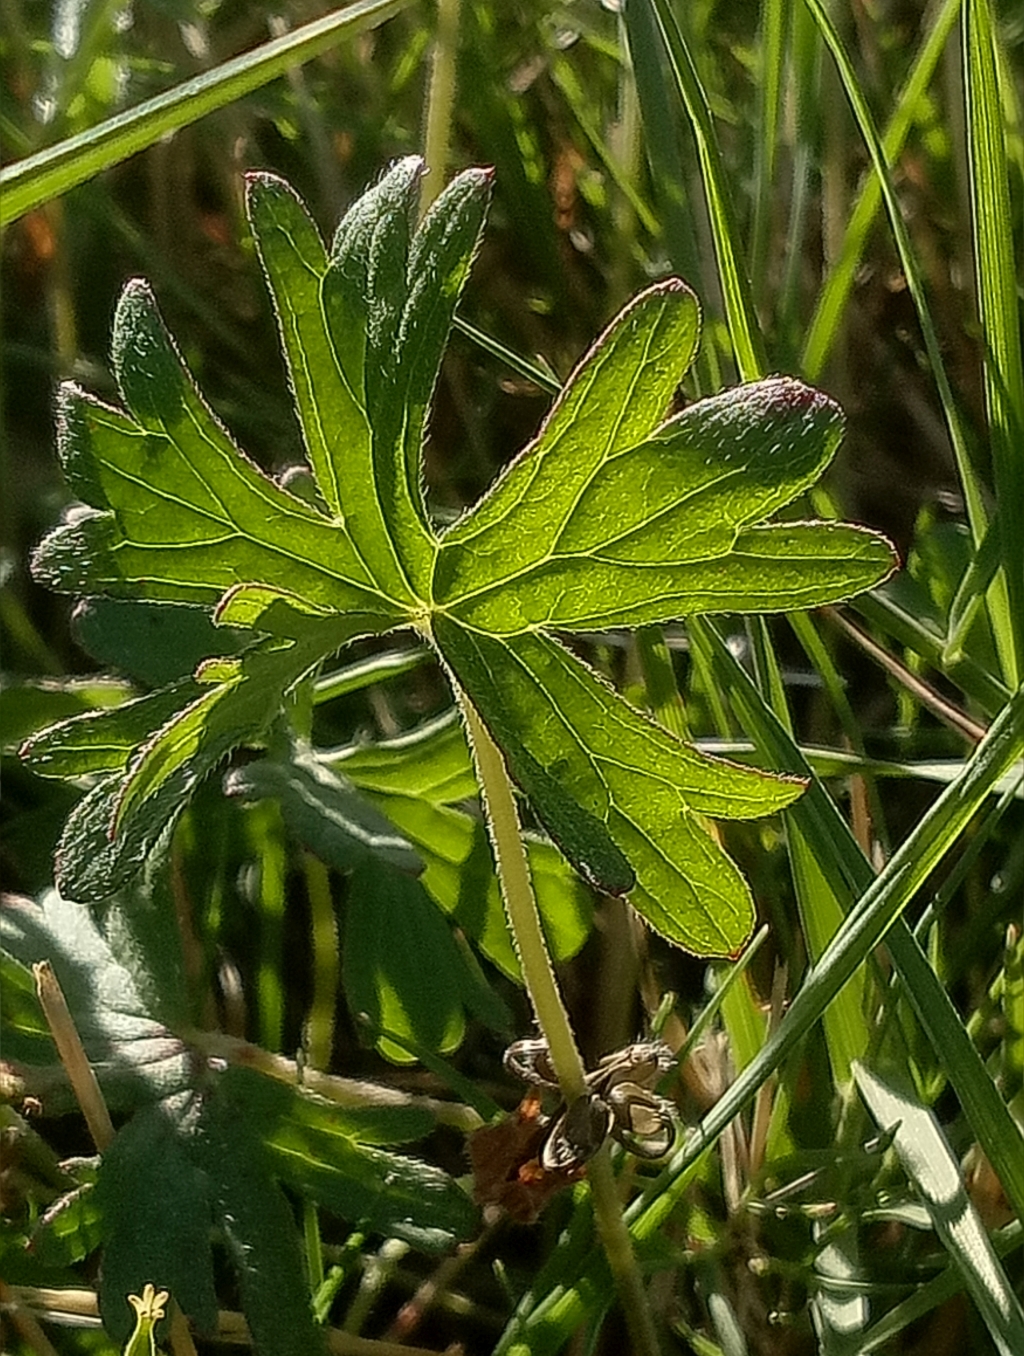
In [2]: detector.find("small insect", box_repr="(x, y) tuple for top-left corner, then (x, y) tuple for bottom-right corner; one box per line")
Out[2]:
(503, 1038), (676, 1172)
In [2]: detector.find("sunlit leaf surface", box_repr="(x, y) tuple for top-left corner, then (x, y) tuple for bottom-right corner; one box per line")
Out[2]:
(27, 157), (896, 952)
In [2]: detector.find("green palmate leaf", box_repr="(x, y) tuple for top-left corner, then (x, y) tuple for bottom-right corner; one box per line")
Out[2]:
(331, 159), (489, 593)
(386, 168), (492, 556)
(244, 1066), (479, 1251)
(2, 879), (477, 1346)
(343, 863), (478, 1062)
(195, 1088), (325, 1356)
(433, 621), (804, 952)
(1, 677), (134, 757)
(246, 172), (361, 524)
(28, 157), (897, 951)
(32, 1171), (105, 1270)
(20, 679), (201, 780)
(0, 890), (193, 1113)
(435, 279), (701, 613)
(72, 597), (248, 688)
(250, 158), (490, 599)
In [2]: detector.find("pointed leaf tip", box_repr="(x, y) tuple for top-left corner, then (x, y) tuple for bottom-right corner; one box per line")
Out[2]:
(244, 167), (288, 197)
(754, 373), (840, 417)
(112, 279), (190, 426)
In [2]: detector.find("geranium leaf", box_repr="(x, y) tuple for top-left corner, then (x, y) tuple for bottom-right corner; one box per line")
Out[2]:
(388, 166), (492, 553)
(197, 1090), (325, 1356)
(233, 1065), (479, 1250)
(2, 881), (478, 1345)
(20, 680), (199, 780)
(343, 863), (471, 1061)
(0, 889), (192, 1112)
(246, 171), (361, 521)
(96, 1104), (218, 1344)
(33, 290), (401, 620)
(434, 278), (701, 613)
(28, 161), (897, 954)
(321, 158), (491, 594)
(1, 676), (134, 758)
(46, 637), (344, 901)
(72, 597), (247, 687)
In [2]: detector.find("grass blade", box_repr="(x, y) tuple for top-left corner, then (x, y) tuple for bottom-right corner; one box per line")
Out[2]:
(642, 0), (767, 381)
(802, 0), (1018, 691)
(856, 1064), (1024, 1356)
(660, 621), (1024, 1224)
(963, 0), (1024, 678)
(856, 1222), (1023, 1353)
(505, 676), (1024, 1356)
(749, 0), (787, 300)
(622, 2), (703, 296)
(0, 0), (408, 227)
(747, 618), (872, 1085)
(801, 0), (962, 380)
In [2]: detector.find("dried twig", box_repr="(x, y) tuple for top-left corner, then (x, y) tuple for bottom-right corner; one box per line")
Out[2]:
(32, 962), (114, 1152)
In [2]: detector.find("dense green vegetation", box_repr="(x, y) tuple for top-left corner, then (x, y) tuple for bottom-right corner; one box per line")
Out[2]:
(2, 2), (1023, 1354)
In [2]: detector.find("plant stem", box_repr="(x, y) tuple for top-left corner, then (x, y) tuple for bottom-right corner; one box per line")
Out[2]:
(589, 1148), (663, 1356)
(458, 696), (586, 1097)
(33, 961), (115, 1152)
(457, 691), (661, 1356)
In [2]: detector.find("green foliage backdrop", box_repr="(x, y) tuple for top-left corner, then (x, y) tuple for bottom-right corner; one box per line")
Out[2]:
(2, 2), (1023, 1354)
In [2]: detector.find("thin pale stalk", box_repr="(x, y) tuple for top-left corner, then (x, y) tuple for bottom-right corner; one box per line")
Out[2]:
(33, 961), (115, 1152)
(457, 694), (661, 1356)
(189, 1030), (481, 1131)
(458, 698), (585, 1097)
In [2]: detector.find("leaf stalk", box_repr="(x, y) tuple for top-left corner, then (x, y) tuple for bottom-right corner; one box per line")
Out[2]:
(458, 696), (586, 1098)
(457, 690), (662, 1356)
